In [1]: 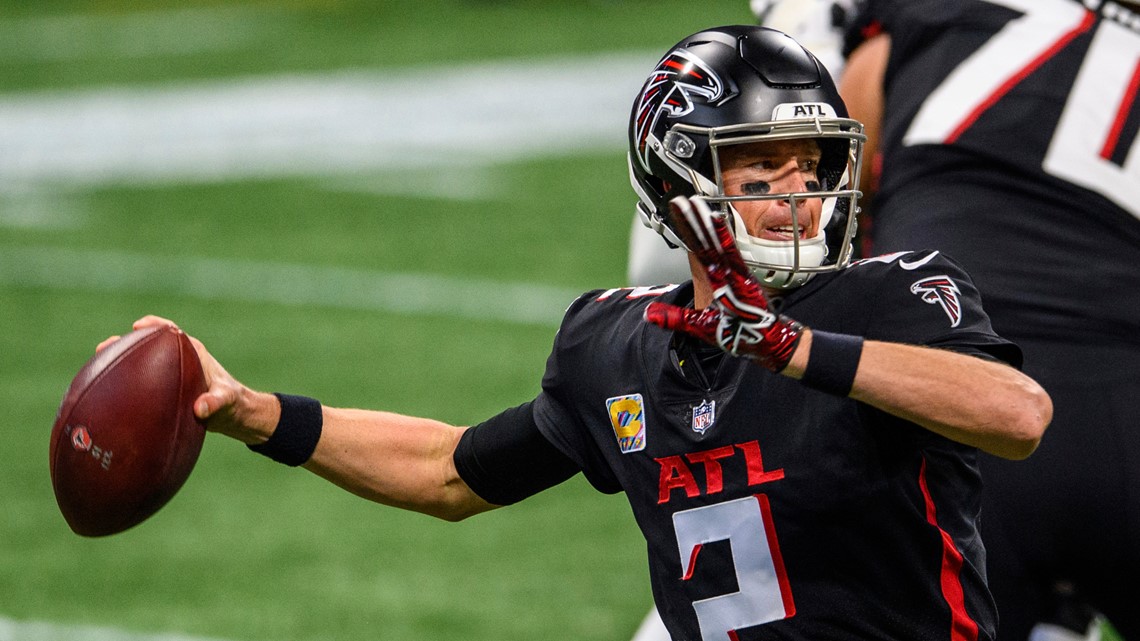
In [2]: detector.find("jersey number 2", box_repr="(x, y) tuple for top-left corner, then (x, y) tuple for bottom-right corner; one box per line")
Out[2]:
(672, 494), (795, 641)
(903, 0), (1140, 220)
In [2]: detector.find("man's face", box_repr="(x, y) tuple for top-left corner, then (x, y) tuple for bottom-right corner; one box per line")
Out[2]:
(718, 138), (824, 242)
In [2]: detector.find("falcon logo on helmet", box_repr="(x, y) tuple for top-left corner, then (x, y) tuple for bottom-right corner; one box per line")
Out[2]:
(910, 276), (963, 328)
(632, 50), (724, 173)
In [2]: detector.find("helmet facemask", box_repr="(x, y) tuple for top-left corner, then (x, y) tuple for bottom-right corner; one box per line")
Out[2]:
(657, 115), (864, 289)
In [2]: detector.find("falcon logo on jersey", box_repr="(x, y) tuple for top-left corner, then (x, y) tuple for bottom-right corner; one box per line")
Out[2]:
(607, 394), (647, 453)
(632, 49), (724, 172)
(691, 400), (716, 434)
(910, 276), (963, 328)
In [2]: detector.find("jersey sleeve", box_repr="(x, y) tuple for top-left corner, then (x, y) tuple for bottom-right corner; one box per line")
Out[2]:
(453, 401), (580, 506)
(859, 250), (1022, 367)
(531, 292), (625, 495)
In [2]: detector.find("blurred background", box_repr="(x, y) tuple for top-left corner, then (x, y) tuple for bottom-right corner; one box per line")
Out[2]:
(0, 1), (752, 640)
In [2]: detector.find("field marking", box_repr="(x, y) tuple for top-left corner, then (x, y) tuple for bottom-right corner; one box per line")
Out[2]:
(0, 190), (85, 229)
(318, 166), (506, 202)
(0, 246), (583, 326)
(0, 53), (653, 189)
(0, 6), (280, 62)
(0, 615), (234, 641)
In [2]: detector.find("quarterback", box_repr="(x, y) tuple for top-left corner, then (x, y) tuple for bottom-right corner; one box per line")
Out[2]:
(113, 26), (1050, 641)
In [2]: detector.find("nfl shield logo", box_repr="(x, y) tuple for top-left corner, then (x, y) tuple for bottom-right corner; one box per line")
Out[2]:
(691, 400), (716, 434)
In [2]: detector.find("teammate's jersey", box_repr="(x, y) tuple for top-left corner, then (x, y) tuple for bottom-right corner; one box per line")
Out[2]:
(848, 0), (1140, 344)
(532, 251), (1016, 641)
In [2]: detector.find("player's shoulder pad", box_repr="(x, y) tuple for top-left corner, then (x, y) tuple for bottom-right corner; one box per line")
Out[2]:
(592, 284), (684, 304)
(846, 249), (982, 332)
(558, 284), (684, 333)
(845, 248), (978, 307)
(554, 282), (684, 351)
(847, 249), (967, 277)
(567, 283), (683, 312)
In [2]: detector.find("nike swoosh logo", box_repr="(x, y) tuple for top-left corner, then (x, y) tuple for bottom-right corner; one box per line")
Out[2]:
(899, 251), (940, 270)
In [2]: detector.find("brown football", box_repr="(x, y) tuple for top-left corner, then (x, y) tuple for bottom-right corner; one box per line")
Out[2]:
(50, 325), (207, 537)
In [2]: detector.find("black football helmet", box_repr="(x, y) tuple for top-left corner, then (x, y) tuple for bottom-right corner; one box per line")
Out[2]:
(628, 25), (865, 288)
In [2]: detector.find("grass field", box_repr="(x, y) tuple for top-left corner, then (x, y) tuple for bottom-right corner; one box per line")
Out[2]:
(0, 1), (757, 640)
(4, 3), (1128, 641)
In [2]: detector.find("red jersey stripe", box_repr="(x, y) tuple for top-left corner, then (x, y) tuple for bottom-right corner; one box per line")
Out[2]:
(918, 456), (979, 641)
(946, 10), (1095, 144)
(1100, 58), (1140, 160)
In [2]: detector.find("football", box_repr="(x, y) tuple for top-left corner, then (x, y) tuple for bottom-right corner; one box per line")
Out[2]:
(50, 325), (208, 537)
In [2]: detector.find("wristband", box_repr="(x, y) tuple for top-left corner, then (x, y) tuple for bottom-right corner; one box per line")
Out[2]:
(248, 393), (323, 466)
(800, 331), (864, 396)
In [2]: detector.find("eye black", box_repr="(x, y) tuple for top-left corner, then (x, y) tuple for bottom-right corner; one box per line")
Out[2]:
(741, 181), (770, 195)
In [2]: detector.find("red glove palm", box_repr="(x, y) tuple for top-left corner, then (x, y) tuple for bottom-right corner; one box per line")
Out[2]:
(644, 196), (803, 372)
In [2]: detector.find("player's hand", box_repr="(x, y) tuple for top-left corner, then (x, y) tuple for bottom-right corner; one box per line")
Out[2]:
(102, 316), (275, 442)
(131, 316), (246, 426)
(643, 196), (803, 372)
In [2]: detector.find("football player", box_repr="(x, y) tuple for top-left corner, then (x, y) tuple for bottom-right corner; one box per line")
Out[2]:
(838, 1), (1140, 640)
(119, 26), (1051, 641)
(628, 6), (857, 637)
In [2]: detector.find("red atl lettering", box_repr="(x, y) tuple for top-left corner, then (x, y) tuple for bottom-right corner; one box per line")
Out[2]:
(685, 445), (736, 494)
(736, 440), (785, 486)
(655, 440), (784, 504)
(657, 455), (700, 502)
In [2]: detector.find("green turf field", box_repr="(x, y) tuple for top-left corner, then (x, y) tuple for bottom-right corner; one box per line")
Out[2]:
(0, 1), (754, 640)
(3, 3), (1127, 641)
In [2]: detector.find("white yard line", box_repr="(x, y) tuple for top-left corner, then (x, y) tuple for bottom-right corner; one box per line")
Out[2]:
(0, 246), (583, 326)
(0, 6), (284, 62)
(0, 53), (647, 314)
(0, 615), (235, 641)
(0, 53), (653, 188)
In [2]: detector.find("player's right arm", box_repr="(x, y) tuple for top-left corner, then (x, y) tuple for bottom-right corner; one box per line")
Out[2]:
(305, 406), (495, 522)
(117, 316), (533, 523)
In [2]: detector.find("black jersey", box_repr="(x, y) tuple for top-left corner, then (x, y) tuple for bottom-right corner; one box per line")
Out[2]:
(849, 0), (1140, 344)
(532, 251), (1016, 641)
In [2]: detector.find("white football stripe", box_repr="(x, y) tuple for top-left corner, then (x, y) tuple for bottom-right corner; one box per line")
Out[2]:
(0, 53), (654, 187)
(0, 246), (583, 326)
(0, 6), (276, 63)
(0, 615), (233, 641)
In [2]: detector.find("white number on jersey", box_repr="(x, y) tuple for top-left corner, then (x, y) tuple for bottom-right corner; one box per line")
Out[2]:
(903, 0), (1140, 220)
(672, 495), (794, 641)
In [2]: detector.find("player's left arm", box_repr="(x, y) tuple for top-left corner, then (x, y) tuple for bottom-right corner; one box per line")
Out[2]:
(782, 331), (1051, 460)
(646, 197), (1051, 461)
